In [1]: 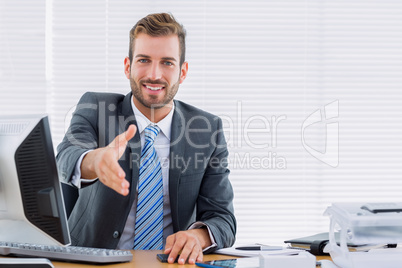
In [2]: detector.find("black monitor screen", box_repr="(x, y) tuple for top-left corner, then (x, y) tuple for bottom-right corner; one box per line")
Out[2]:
(0, 114), (70, 246)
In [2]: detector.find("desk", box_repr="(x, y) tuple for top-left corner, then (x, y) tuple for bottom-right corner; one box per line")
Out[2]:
(49, 251), (234, 268)
(2, 251), (331, 268)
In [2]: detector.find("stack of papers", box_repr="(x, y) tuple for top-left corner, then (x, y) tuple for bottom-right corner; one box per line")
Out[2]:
(215, 246), (304, 257)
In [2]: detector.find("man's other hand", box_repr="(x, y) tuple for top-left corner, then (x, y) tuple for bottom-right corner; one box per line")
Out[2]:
(81, 125), (137, 196)
(164, 228), (212, 265)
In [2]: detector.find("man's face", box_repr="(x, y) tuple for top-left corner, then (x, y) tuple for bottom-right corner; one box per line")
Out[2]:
(124, 33), (188, 111)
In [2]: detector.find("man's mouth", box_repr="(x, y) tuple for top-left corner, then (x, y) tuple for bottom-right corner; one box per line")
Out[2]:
(145, 85), (163, 91)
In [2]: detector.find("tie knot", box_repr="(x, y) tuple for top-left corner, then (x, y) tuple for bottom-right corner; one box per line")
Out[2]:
(144, 125), (160, 143)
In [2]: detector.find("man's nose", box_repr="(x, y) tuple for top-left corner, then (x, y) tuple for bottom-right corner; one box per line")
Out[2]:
(148, 62), (162, 80)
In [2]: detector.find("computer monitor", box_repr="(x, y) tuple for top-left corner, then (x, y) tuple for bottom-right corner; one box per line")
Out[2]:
(0, 114), (70, 246)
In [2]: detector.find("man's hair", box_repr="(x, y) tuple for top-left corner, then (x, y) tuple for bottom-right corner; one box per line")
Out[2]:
(128, 13), (186, 66)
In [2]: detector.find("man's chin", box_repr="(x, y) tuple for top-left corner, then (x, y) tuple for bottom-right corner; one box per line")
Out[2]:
(132, 90), (174, 110)
(143, 100), (173, 110)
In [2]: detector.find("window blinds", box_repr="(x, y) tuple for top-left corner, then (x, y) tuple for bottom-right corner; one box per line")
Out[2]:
(2, 0), (402, 245)
(0, 0), (46, 115)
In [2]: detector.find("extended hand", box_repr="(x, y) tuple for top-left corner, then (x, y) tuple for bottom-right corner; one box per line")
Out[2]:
(81, 125), (137, 196)
(164, 228), (212, 265)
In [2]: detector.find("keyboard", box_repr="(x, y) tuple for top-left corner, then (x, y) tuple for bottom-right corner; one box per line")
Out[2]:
(0, 241), (133, 264)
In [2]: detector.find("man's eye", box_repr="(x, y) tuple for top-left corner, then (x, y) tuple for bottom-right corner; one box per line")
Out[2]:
(164, 61), (173, 66)
(138, 59), (148, 63)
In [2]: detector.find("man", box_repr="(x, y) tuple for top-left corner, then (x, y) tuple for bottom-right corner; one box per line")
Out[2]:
(56, 13), (236, 265)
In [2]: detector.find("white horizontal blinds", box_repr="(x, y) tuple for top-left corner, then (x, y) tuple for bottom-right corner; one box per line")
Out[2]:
(188, 2), (326, 245)
(50, 0), (108, 145)
(46, 0), (402, 246)
(50, 1), (157, 145)
(171, 1), (402, 244)
(106, 2), (150, 91)
(309, 0), (402, 238)
(0, 0), (46, 116)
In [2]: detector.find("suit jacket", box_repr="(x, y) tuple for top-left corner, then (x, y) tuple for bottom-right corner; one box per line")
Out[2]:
(56, 92), (236, 250)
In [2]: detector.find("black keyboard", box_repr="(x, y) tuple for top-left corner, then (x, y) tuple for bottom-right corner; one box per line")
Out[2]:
(0, 241), (133, 264)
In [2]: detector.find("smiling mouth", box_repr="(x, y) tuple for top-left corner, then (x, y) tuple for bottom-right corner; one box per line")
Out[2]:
(145, 85), (164, 91)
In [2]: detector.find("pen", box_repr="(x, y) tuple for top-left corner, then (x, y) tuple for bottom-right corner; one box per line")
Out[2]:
(235, 246), (283, 251)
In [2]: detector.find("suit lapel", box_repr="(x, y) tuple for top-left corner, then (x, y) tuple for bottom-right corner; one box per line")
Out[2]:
(169, 100), (186, 232)
(118, 93), (141, 205)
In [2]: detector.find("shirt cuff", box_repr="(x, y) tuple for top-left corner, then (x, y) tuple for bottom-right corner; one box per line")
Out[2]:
(71, 150), (97, 188)
(188, 222), (217, 253)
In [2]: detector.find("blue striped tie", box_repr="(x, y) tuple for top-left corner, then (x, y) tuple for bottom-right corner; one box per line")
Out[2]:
(133, 125), (163, 250)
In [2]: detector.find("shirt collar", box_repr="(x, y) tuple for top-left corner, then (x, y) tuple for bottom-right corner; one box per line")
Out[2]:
(131, 97), (174, 141)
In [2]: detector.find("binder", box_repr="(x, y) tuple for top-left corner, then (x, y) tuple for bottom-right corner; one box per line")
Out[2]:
(284, 233), (330, 255)
(284, 232), (392, 256)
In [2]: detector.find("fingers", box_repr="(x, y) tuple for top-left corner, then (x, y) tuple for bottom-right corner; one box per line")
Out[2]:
(114, 124), (137, 148)
(177, 239), (201, 265)
(164, 231), (204, 265)
(125, 124), (137, 141)
(164, 235), (174, 255)
(95, 124), (137, 196)
(94, 149), (130, 195)
(165, 234), (182, 263)
(97, 164), (129, 196)
(189, 248), (203, 264)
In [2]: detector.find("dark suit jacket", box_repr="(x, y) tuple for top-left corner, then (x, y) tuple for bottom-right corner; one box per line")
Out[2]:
(56, 92), (236, 250)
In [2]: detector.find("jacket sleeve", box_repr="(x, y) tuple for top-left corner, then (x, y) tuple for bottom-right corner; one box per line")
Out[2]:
(196, 117), (237, 250)
(56, 92), (100, 185)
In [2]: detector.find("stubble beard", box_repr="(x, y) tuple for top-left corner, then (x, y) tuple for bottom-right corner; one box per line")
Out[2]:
(130, 77), (180, 110)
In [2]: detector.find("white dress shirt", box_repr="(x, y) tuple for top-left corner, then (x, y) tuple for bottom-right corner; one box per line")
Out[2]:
(117, 98), (174, 249)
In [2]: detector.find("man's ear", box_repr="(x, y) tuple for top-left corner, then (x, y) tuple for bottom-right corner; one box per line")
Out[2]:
(179, 61), (188, 84)
(124, 57), (131, 79)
